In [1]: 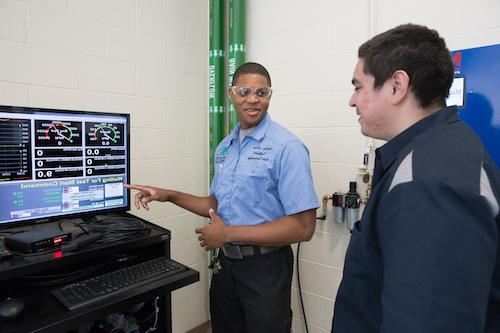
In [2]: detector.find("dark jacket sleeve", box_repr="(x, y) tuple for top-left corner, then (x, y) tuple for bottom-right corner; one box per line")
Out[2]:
(377, 179), (497, 333)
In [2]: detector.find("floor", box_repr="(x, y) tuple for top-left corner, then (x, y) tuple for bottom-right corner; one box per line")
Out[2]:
(186, 321), (212, 333)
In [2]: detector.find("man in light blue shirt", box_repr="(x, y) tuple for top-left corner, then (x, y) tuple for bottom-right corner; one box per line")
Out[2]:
(126, 62), (318, 333)
(210, 109), (318, 228)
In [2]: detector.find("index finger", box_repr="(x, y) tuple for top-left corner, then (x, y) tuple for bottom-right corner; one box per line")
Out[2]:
(123, 184), (148, 191)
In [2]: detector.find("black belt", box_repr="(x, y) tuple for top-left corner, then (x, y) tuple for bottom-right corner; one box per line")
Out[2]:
(222, 244), (282, 259)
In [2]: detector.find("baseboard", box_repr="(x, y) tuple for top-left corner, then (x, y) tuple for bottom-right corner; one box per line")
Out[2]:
(186, 320), (211, 333)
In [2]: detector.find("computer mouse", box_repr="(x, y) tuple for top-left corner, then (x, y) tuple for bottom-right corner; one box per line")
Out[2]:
(0, 297), (25, 320)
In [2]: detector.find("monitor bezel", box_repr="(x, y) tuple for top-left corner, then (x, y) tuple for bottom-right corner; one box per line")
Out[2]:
(0, 105), (131, 230)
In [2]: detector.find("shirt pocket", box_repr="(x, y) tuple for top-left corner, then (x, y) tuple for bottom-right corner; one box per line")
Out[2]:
(235, 164), (271, 205)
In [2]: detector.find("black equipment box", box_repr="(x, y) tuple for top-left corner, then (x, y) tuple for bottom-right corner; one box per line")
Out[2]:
(4, 229), (72, 254)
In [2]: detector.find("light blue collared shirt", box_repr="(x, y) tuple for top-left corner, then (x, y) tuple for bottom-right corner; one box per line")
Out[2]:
(210, 114), (319, 226)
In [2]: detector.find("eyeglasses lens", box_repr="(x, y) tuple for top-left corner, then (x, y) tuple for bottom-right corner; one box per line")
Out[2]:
(233, 87), (271, 98)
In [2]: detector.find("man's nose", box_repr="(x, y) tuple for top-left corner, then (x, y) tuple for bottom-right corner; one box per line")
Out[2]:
(349, 94), (356, 107)
(247, 93), (259, 103)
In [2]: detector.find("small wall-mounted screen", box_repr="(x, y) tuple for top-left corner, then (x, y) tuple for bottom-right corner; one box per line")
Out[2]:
(446, 76), (466, 107)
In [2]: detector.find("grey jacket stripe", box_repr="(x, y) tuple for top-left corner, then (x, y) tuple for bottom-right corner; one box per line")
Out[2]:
(480, 165), (499, 217)
(389, 151), (414, 192)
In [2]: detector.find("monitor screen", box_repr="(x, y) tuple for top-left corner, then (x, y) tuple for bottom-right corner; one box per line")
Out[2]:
(446, 76), (466, 108)
(0, 105), (130, 229)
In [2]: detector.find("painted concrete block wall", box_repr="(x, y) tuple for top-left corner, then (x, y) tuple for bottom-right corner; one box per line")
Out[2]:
(247, 0), (500, 332)
(0, 0), (209, 332)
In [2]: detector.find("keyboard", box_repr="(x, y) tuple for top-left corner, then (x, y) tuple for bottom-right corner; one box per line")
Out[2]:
(52, 257), (186, 310)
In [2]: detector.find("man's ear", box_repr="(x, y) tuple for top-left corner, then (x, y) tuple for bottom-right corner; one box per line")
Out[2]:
(390, 70), (410, 104)
(228, 88), (236, 102)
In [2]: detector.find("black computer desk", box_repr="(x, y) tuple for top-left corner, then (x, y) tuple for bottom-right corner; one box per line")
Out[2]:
(0, 213), (199, 333)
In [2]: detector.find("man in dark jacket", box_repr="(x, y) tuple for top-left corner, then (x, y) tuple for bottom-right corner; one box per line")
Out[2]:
(332, 23), (500, 333)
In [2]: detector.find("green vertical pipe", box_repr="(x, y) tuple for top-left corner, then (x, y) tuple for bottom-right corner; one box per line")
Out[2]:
(227, 0), (246, 132)
(209, 0), (225, 181)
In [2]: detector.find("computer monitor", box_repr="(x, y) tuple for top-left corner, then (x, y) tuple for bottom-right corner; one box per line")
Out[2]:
(446, 75), (466, 108)
(0, 105), (130, 229)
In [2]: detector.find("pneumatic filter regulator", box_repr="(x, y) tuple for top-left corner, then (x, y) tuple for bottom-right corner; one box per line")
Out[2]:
(344, 181), (360, 231)
(332, 192), (344, 224)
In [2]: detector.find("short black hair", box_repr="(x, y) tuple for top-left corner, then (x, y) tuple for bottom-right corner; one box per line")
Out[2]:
(232, 62), (271, 87)
(358, 23), (454, 108)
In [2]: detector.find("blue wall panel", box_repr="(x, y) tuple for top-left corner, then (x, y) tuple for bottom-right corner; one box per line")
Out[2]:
(451, 44), (500, 167)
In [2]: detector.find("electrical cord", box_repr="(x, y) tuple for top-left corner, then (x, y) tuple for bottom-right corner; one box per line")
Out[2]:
(144, 296), (160, 333)
(4, 216), (150, 257)
(297, 242), (309, 333)
(4, 216), (153, 290)
(57, 219), (88, 235)
(78, 217), (151, 243)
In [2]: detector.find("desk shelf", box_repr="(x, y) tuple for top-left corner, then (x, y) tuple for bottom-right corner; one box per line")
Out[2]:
(0, 215), (199, 333)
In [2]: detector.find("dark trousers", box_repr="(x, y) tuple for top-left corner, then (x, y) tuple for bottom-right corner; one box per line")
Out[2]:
(210, 245), (294, 333)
